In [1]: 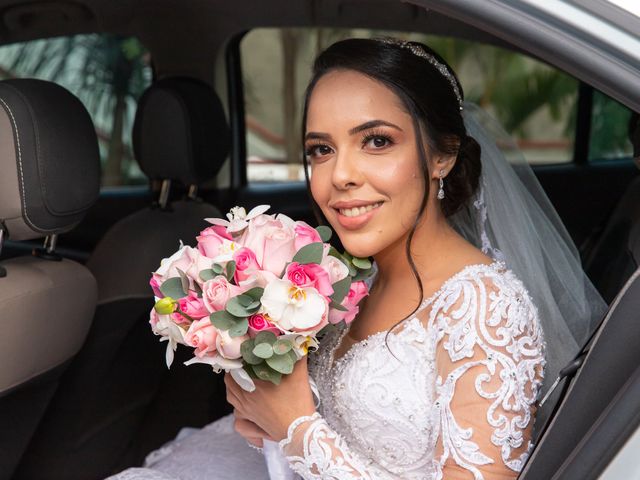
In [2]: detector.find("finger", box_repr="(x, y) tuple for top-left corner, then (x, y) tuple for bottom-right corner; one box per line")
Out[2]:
(246, 437), (264, 448)
(234, 417), (269, 440)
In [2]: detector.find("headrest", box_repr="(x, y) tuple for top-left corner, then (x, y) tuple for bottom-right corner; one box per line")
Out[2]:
(132, 76), (231, 186)
(0, 79), (100, 241)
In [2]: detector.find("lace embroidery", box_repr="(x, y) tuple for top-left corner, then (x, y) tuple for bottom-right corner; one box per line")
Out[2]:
(282, 263), (545, 479)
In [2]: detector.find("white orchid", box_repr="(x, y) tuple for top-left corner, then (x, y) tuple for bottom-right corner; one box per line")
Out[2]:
(261, 279), (328, 333)
(151, 314), (187, 368)
(205, 204), (271, 233)
(184, 355), (256, 392)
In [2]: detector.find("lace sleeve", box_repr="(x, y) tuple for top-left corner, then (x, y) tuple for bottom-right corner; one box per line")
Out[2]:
(279, 412), (374, 479)
(431, 273), (546, 480)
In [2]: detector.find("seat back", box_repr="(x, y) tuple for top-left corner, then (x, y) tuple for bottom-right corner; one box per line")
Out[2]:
(16, 77), (232, 479)
(0, 79), (100, 480)
(519, 263), (640, 479)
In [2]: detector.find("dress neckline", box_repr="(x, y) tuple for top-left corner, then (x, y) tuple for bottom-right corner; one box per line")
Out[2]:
(330, 260), (505, 369)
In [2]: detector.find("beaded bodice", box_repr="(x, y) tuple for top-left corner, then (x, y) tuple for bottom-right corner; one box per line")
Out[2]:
(281, 262), (546, 480)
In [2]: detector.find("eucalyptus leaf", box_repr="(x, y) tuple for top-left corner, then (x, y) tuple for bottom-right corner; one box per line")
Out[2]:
(254, 331), (277, 346)
(266, 353), (295, 374)
(273, 339), (292, 355)
(292, 242), (323, 265)
(226, 296), (250, 317)
(329, 300), (348, 312)
(244, 287), (264, 301)
(192, 281), (203, 298)
(352, 268), (375, 283)
(210, 310), (241, 330)
(212, 263), (225, 275)
(236, 294), (254, 307)
(225, 261), (236, 281)
(351, 256), (372, 270)
(251, 363), (282, 385)
(199, 269), (216, 282)
(246, 300), (261, 310)
(315, 225), (332, 242)
(330, 276), (352, 304)
(253, 343), (274, 359)
(159, 277), (187, 299)
(241, 339), (263, 365)
(229, 318), (249, 337)
(176, 268), (190, 294)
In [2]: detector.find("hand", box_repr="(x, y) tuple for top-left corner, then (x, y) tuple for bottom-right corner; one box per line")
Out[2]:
(225, 357), (317, 442)
(233, 409), (272, 448)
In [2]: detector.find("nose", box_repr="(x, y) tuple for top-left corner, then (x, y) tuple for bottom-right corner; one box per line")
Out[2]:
(331, 149), (362, 190)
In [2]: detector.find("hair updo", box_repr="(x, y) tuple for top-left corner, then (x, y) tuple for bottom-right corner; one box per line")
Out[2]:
(301, 37), (482, 218)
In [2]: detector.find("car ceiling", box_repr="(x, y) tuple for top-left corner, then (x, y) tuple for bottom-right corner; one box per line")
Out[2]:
(0, 0), (637, 112)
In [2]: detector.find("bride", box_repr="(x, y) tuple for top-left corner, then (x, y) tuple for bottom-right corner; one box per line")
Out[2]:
(110, 38), (605, 479)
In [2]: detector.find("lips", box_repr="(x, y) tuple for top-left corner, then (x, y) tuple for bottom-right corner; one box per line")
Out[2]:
(330, 200), (383, 229)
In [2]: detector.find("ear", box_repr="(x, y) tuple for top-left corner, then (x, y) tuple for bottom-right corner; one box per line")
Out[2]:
(430, 154), (457, 180)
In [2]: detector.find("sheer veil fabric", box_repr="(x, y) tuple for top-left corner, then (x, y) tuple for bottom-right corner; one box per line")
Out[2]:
(453, 103), (607, 394)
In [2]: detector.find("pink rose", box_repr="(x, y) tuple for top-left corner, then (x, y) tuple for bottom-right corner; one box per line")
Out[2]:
(247, 314), (281, 338)
(215, 330), (249, 359)
(285, 262), (334, 297)
(233, 247), (261, 284)
(329, 281), (369, 325)
(197, 225), (232, 258)
(294, 222), (322, 251)
(177, 291), (209, 319)
(202, 276), (242, 313)
(150, 275), (163, 297)
(320, 255), (350, 284)
(184, 318), (218, 358)
(241, 214), (297, 276)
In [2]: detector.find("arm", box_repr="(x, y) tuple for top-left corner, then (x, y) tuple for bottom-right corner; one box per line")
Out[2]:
(431, 275), (545, 480)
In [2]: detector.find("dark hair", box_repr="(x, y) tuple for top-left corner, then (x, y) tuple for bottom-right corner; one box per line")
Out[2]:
(301, 38), (482, 324)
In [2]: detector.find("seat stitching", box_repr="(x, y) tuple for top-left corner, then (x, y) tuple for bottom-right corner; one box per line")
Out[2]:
(0, 96), (39, 232)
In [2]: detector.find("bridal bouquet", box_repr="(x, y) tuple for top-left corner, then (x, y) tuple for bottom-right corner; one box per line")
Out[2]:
(149, 205), (372, 392)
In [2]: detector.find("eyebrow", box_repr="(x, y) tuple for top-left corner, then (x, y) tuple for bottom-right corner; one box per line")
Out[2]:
(305, 119), (403, 142)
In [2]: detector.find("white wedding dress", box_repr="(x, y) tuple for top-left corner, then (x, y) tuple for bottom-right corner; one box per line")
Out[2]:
(109, 261), (545, 480)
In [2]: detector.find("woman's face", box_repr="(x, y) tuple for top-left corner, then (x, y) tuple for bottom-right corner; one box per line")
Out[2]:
(306, 69), (428, 258)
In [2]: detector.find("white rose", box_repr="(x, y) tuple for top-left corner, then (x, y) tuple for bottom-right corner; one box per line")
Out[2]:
(321, 255), (350, 284)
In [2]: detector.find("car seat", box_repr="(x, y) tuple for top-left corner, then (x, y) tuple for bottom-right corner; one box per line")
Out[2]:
(0, 78), (99, 480)
(16, 77), (232, 479)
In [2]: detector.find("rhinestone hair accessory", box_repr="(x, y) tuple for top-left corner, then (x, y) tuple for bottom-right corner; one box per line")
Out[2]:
(378, 38), (464, 111)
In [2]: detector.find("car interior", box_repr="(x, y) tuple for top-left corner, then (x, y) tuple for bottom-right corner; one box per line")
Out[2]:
(0, 1), (638, 479)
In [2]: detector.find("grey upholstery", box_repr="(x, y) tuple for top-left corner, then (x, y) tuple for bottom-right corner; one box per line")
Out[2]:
(16, 77), (231, 479)
(519, 266), (640, 479)
(0, 79), (99, 479)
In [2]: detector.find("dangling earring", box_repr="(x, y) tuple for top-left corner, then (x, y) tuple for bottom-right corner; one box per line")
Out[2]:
(437, 169), (445, 200)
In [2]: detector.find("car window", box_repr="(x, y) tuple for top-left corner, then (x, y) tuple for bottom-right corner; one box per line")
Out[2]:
(0, 34), (152, 188)
(239, 28), (580, 183)
(589, 90), (634, 162)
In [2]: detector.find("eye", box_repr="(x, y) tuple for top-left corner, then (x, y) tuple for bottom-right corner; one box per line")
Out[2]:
(362, 131), (394, 150)
(305, 143), (333, 160)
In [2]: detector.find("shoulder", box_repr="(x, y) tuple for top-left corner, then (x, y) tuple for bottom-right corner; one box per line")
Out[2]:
(428, 261), (544, 350)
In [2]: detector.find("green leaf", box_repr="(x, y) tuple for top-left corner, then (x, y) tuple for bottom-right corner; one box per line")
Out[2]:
(351, 256), (372, 270)
(210, 310), (240, 330)
(331, 276), (352, 304)
(212, 263), (225, 275)
(254, 331), (277, 346)
(226, 296), (250, 317)
(246, 300), (261, 310)
(236, 294), (254, 307)
(225, 261), (236, 281)
(192, 281), (203, 298)
(315, 225), (332, 242)
(292, 242), (324, 265)
(199, 269), (216, 282)
(244, 287), (264, 301)
(273, 339), (292, 355)
(241, 339), (262, 365)
(176, 268), (190, 294)
(253, 343), (274, 359)
(229, 318), (249, 337)
(329, 300), (348, 312)
(159, 277), (187, 299)
(251, 363), (282, 385)
(352, 268), (375, 283)
(266, 352), (295, 374)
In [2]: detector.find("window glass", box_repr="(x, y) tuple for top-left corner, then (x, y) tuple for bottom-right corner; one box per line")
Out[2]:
(589, 91), (634, 161)
(240, 28), (579, 182)
(0, 34), (152, 187)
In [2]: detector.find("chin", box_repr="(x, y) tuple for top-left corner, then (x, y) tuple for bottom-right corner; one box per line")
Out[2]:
(336, 232), (382, 259)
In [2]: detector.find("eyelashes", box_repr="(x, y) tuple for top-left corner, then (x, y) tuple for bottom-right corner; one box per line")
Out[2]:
(305, 129), (396, 160)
